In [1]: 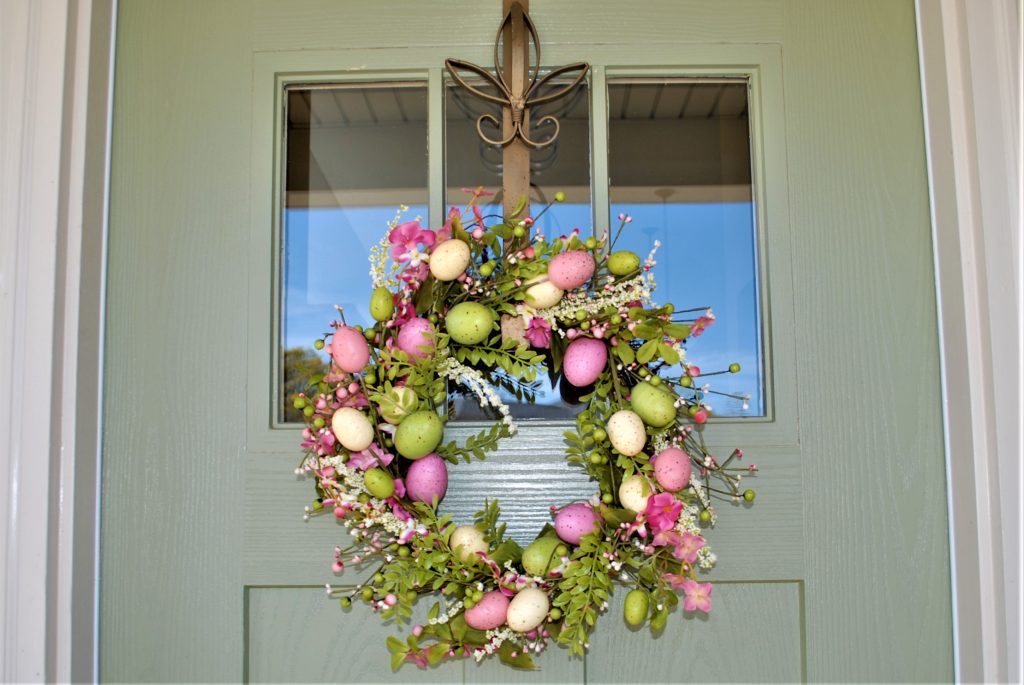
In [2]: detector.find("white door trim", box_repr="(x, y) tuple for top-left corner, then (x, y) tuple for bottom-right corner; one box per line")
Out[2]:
(915, 0), (1021, 682)
(0, 0), (1017, 681)
(0, 0), (115, 681)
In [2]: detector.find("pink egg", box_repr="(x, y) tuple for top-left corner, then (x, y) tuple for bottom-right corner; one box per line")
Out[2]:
(562, 337), (608, 387)
(330, 325), (370, 373)
(405, 453), (448, 504)
(547, 250), (596, 290)
(464, 591), (510, 630)
(397, 317), (435, 359)
(554, 503), (600, 545)
(654, 447), (692, 492)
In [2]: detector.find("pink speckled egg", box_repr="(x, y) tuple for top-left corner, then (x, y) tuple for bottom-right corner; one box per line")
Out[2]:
(464, 591), (510, 631)
(554, 503), (600, 545)
(547, 250), (596, 290)
(654, 447), (692, 492)
(330, 325), (370, 373)
(396, 317), (435, 359)
(405, 453), (448, 504)
(562, 337), (608, 387)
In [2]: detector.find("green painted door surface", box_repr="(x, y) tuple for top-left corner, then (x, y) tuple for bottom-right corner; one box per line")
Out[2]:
(101, 1), (952, 682)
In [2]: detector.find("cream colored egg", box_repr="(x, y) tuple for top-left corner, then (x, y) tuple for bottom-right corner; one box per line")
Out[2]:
(429, 239), (471, 281)
(449, 525), (488, 563)
(523, 276), (564, 309)
(618, 474), (651, 513)
(607, 409), (646, 456)
(506, 587), (550, 632)
(331, 407), (374, 452)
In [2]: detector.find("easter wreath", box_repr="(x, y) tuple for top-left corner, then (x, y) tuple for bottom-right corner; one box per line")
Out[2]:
(294, 189), (757, 670)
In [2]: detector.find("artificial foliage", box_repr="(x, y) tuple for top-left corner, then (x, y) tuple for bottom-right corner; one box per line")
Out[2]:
(293, 189), (757, 670)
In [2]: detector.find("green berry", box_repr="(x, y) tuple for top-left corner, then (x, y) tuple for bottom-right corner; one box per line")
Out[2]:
(549, 607), (562, 620)
(590, 453), (603, 465)
(699, 509), (712, 525)
(602, 493), (613, 504)
(610, 314), (622, 325)
(555, 545), (568, 557)
(575, 310), (587, 321)
(339, 597), (352, 608)
(373, 573), (385, 584)
(293, 397), (306, 409)
(363, 328), (375, 342)
(593, 428), (607, 442)
(364, 372), (376, 385)
(464, 598), (476, 610)
(480, 262), (495, 277)
(743, 489), (756, 502)
(729, 362), (741, 373)
(361, 587), (374, 601)
(585, 237), (597, 249)
(649, 376), (661, 386)
(303, 405), (315, 418)
(554, 191), (566, 202)
(513, 226), (526, 238)
(313, 417), (325, 429)
(680, 376), (693, 387)
(663, 304), (674, 315)
(398, 546), (411, 557)
(472, 590), (484, 601)
(314, 339), (325, 350)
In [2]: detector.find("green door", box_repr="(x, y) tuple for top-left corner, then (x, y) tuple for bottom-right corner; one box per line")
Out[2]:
(101, 1), (952, 682)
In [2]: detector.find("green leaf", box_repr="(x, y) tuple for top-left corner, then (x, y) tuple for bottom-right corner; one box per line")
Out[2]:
(426, 641), (450, 666)
(490, 539), (524, 566)
(659, 342), (680, 365)
(664, 323), (691, 340)
(450, 614), (468, 642)
(598, 504), (636, 526)
(633, 323), (660, 339)
(637, 339), (659, 364)
(390, 650), (407, 672)
(386, 636), (406, 654)
(615, 344), (635, 365)
(498, 641), (537, 669)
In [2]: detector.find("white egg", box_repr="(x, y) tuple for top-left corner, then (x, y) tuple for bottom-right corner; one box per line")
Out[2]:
(449, 525), (488, 563)
(429, 239), (471, 281)
(330, 407), (374, 452)
(618, 474), (651, 513)
(523, 276), (564, 309)
(506, 587), (550, 632)
(607, 409), (646, 456)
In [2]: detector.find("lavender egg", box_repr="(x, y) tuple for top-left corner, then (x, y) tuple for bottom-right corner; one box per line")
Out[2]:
(563, 337), (608, 387)
(547, 250), (596, 290)
(464, 591), (510, 631)
(405, 453), (448, 504)
(554, 503), (600, 545)
(330, 325), (370, 373)
(654, 447), (692, 493)
(397, 317), (435, 359)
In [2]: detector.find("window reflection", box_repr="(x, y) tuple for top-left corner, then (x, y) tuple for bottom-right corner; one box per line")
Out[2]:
(282, 84), (429, 422)
(608, 80), (764, 416)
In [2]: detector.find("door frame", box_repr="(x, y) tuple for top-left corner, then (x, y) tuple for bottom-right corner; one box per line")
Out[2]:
(0, 0), (1016, 682)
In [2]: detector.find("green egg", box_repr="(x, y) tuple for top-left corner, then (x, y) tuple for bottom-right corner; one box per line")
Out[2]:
(521, 535), (562, 577)
(369, 286), (394, 322)
(394, 410), (444, 459)
(445, 302), (495, 345)
(364, 468), (395, 499)
(631, 381), (677, 428)
(608, 251), (641, 276)
(623, 588), (650, 626)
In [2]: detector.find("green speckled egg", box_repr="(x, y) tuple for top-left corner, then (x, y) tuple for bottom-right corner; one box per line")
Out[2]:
(369, 286), (394, 322)
(631, 381), (677, 428)
(608, 250), (641, 276)
(394, 410), (444, 459)
(445, 302), (494, 345)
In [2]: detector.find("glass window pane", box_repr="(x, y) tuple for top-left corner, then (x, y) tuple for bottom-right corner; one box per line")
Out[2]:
(281, 84), (428, 422)
(445, 77), (591, 419)
(608, 79), (764, 417)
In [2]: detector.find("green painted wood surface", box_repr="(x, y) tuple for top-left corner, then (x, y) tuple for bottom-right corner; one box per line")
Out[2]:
(102, 1), (951, 682)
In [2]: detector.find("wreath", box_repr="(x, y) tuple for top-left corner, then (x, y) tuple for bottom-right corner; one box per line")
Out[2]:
(294, 189), (757, 670)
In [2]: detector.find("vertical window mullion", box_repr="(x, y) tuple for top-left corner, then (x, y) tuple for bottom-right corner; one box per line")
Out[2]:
(589, 65), (610, 240)
(428, 68), (444, 228)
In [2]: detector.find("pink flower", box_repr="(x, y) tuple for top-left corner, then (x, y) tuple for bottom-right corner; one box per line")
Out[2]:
(652, 529), (681, 550)
(388, 498), (412, 522)
(524, 317), (552, 349)
(644, 492), (682, 534)
(672, 532), (706, 563)
(437, 207), (459, 241)
(391, 297), (417, 327)
(389, 220), (436, 262)
(680, 578), (712, 613)
(347, 443), (395, 471)
(690, 311), (716, 337)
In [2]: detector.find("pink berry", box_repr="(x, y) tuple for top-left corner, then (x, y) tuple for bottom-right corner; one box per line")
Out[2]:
(332, 561), (344, 573)
(384, 594), (397, 606)
(333, 506), (346, 519)
(694, 409), (708, 424)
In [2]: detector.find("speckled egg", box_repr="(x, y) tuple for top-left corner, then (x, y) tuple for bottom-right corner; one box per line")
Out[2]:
(330, 407), (374, 452)
(396, 317), (435, 359)
(449, 525), (488, 563)
(394, 410), (444, 460)
(506, 588), (550, 632)
(405, 453), (448, 504)
(607, 250), (641, 276)
(464, 591), (510, 631)
(618, 474), (651, 513)
(554, 503), (600, 545)
(445, 302), (494, 345)
(631, 381), (677, 428)
(330, 325), (370, 373)
(429, 239), (471, 281)
(562, 337), (608, 387)
(547, 250), (596, 290)
(653, 447), (692, 492)
(523, 276), (564, 309)
(607, 409), (646, 456)
(369, 286), (394, 321)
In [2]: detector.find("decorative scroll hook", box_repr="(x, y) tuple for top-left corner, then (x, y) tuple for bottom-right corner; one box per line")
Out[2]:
(445, 2), (589, 150)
